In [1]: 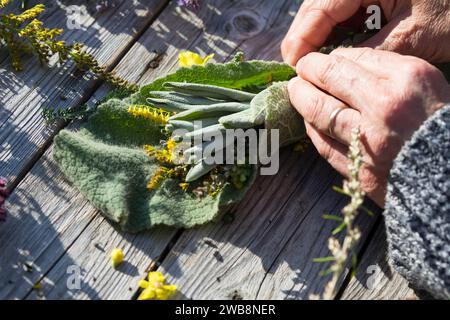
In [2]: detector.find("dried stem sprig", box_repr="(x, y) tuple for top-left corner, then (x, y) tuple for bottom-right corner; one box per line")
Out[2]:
(316, 128), (365, 300)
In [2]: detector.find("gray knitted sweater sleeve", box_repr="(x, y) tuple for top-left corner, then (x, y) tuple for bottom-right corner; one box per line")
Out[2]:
(384, 104), (450, 300)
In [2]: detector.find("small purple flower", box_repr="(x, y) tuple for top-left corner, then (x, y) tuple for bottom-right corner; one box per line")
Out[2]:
(0, 177), (9, 222)
(177, 0), (201, 9)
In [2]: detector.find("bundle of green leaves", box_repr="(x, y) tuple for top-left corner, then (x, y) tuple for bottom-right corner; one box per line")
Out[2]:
(53, 53), (300, 232)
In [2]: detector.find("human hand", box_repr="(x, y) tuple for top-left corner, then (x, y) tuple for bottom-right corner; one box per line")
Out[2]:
(281, 0), (450, 66)
(288, 48), (450, 206)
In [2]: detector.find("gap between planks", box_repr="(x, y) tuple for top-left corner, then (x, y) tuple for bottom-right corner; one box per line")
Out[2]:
(2, 0), (399, 300)
(0, 0), (172, 299)
(2, 2), (302, 300)
(339, 221), (418, 300)
(0, 0), (170, 185)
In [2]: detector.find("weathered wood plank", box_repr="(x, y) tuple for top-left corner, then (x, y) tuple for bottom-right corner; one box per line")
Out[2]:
(157, 146), (378, 299)
(0, 59), (179, 300)
(2, 0), (386, 300)
(0, 0), (168, 183)
(340, 222), (418, 300)
(0, 0), (176, 300)
(132, 0), (380, 300)
(0, 142), (178, 300)
(0, 147), (99, 299)
(18, 0), (301, 299)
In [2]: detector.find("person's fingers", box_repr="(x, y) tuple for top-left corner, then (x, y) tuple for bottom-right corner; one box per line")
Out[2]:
(306, 122), (388, 205)
(357, 14), (450, 64)
(358, 16), (421, 56)
(281, 0), (365, 66)
(288, 77), (362, 145)
(330, 47), (407, 78)
(296, 52), (381, 112)
(304, 122), (350, 178)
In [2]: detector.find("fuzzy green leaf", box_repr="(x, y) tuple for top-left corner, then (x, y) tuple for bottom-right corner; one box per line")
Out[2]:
(140, 58), (296, 97)
(54, 98), (257, 232)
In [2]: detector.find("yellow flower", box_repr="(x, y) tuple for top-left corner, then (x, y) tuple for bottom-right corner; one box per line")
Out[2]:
(144, 138), (178, 165)
(146, 166), (170, 190)
(179, 182), (189, 191)
(138, 272), (177, 300)
(128, 105), (170, 124)
(0, 0), (10, 9)
(293, 137), (311, 153)
(179, 51), (214, 67)
(110, 248), (124, 268)
(166, 138), (177, 161)
(32, 281), (42, 290)
(10, 4), (45, 23)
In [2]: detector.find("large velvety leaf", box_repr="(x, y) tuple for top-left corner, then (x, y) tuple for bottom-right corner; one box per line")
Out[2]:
(54, 99), (257, 233)
(54, 57), (296, 233)
(250, 82), (306, 147)
(140, 59), (296, 97)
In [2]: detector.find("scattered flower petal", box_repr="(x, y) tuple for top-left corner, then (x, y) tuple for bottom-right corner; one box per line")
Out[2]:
(111, 248), (124, 268)
(138, 271), (177, 300)
(32, 281), (42, 290)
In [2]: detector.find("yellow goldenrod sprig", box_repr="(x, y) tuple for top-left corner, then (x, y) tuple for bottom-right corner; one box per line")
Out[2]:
(70, 43), (138, 91)
(7, 4), (45, 24)
(146, 163), (186, 191)
(313, 128), (365, 300)
(0, 4), (137, 91)
(146, 166), (172, 190)
(144, 138), (177, 164)
(128, 105), (170, 125)
(144, 138), (189, 191)
(0, 0), (10, 9)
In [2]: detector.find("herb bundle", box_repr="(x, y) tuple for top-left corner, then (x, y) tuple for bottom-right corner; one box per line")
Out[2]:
(53, 53), (296, 232)
(142, 80), (304, 184)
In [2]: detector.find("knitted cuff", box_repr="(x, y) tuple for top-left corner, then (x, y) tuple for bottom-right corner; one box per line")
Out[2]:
(385, 104), (450, 299)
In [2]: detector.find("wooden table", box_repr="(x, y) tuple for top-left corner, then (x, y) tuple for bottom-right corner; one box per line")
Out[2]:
(0, 0), (417, 300)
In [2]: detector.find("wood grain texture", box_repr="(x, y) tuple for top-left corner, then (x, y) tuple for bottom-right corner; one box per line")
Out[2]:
(158, 147), (378, 300)
(0, 0), (176, 300)
(0, 142), (178, 300)
(340, 222), (418, 300)
(0, 0), (168, 183)
(4, 0), (305, 300)
(1, 0), (395, 300)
